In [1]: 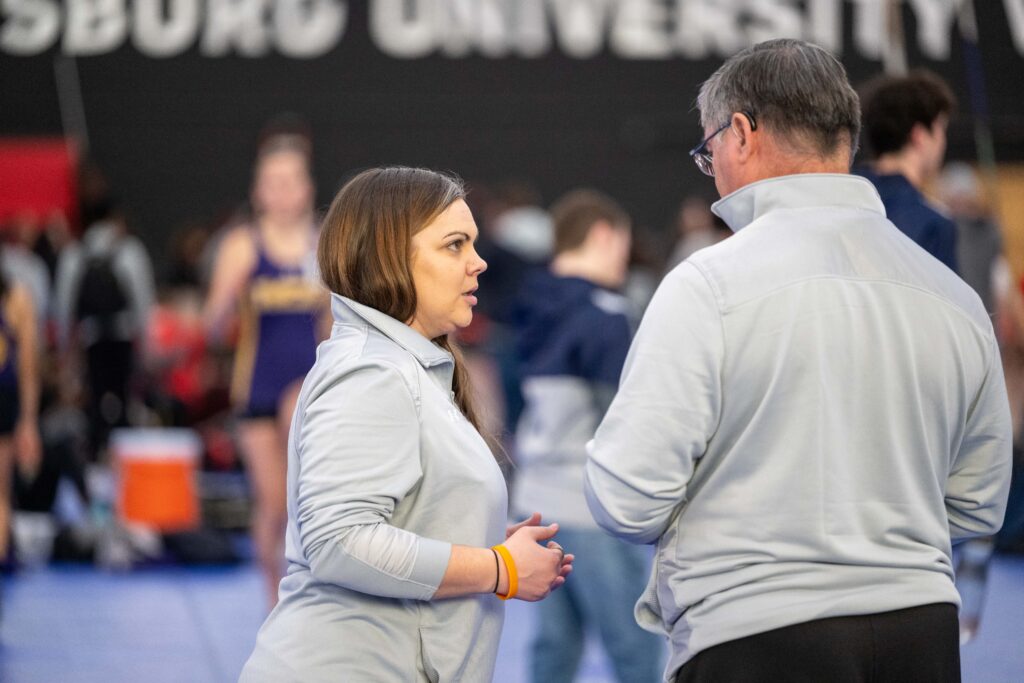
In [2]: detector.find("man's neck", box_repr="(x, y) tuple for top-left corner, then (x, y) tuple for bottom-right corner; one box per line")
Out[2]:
(551, 251), (606, 287)
(744, 142), (851, 188)
(873, 154), (924, 190)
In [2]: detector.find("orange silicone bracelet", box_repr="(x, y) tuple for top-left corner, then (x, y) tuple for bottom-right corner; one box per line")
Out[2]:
(492, 544), (518, 600)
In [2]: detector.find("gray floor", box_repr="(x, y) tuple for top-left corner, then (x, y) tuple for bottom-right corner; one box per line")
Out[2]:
(1, 555), (1021, 682)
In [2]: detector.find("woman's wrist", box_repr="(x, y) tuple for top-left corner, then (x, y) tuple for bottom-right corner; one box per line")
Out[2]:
(436, 545), (511, 599)
(492, 544), (516, 599)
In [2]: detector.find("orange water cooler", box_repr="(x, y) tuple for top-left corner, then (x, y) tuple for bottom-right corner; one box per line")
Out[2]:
(112, 428), (202, 532)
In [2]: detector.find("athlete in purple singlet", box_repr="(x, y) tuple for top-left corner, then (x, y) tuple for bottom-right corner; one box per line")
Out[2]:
(204, 134), (326, 607)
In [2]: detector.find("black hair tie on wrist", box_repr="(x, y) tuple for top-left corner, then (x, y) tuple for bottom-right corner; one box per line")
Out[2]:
(492, 548), (500, 594)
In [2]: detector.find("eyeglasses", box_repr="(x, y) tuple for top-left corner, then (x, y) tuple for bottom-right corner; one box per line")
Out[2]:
(689, 111), (757, 177)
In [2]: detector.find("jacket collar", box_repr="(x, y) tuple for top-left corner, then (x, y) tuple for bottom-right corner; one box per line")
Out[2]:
(712, 173), (886, 233)
(330, 293), (452, 369)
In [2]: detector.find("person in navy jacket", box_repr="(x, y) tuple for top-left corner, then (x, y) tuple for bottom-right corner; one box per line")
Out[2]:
(512, 189), (663, 683)
(855, 70), (959, 273)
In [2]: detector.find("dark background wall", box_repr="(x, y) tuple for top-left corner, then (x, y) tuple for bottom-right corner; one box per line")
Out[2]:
(3, 1), (1024, 266)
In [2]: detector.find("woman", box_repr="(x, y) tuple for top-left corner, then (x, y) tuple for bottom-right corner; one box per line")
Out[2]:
(240, 167), (573, 682)
(0, 251), (41, 566)
(204, 134), (326, 606)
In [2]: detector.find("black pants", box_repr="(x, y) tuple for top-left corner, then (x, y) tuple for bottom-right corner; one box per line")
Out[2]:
(675, 603), (960, 683)
(85, 339), (134, 458)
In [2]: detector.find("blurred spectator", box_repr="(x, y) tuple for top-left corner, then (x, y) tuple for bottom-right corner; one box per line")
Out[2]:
(470, 182), (533, 330)
(468, 180), (547, 438)
(490, 180), (553, 265)
(939, 163), (1002, 314)
(855, 70), (958, 272)
(164, 221), (212, 289)
(203, 132), (326, 607)
(512, 189), (662, 683)
(53, 201), (156, 459)
(0, 247), (42, 566)
(624, 223), (664, 314)
(666, 196), (719, 270)
(1, 212), (52, 330)
(77, 161), (113, 232)
(146, 287), (209, 427)
(31, 211), (75, 282)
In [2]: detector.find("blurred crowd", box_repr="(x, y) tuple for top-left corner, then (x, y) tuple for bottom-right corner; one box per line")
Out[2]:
(3, 149), (1022, 549)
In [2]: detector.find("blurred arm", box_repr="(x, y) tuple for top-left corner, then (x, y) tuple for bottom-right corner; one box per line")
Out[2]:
(10, 284), (41, 475)
(202, 227), (256, 344)
(10, 285), (39, 424)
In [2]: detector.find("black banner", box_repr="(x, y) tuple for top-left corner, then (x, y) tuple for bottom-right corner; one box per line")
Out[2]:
(3, 0), (1023, 257)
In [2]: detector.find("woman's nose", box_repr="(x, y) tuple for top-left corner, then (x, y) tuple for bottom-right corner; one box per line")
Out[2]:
(470, 251), (487, 275)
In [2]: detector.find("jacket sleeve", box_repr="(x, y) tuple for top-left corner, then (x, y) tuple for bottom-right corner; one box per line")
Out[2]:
(946, 334), (1013, 541)
(584, 263), (724, 544)
(295, 362), (452, 599)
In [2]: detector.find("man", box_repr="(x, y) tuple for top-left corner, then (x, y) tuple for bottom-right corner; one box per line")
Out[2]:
(855, 70), (958, 272)
(513, 189), (661, 683)
(939, 162), (1002, 314)
(584, 39), (1011, 683)
(54, 202), (155, 459)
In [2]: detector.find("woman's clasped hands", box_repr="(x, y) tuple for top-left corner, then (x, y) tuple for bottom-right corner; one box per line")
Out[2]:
(497, 512), (574, 601)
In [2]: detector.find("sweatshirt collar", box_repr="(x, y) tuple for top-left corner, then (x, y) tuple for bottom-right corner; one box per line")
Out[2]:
(712, 173), (886, 233)
(330, 293), (452, 369)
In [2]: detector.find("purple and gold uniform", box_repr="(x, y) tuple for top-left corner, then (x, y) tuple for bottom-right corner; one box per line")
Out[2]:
(232, 234), (322, 418)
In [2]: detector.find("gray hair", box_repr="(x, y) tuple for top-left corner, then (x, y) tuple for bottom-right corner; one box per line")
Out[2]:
(697, 39), (861, 158)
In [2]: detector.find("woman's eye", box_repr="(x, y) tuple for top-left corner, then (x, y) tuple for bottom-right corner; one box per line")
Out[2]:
(447, 240), (464, 252)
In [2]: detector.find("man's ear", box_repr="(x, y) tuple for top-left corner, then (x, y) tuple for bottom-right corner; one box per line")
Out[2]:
(732, 111), (756, 161)
(908, 121), (932, 150)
